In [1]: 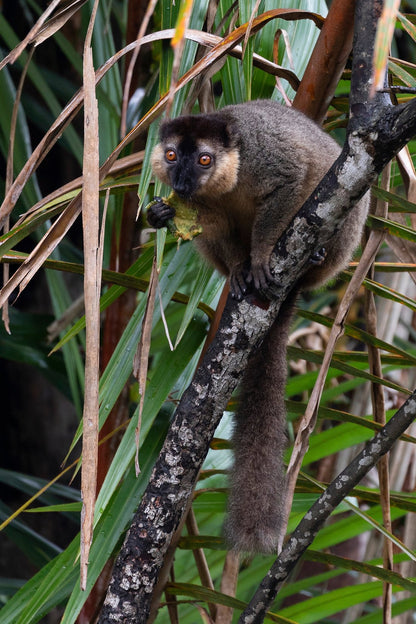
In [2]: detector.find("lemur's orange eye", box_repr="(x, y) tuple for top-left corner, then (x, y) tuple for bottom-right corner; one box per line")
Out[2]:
(165, 149), (177, 162)
(199, 154), (212, 167)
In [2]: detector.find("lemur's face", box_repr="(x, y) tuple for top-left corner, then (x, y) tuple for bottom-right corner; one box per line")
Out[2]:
(151, 114), (240, 200)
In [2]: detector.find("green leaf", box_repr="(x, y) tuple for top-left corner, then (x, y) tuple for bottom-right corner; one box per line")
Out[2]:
(388, 58), (416, 87)
(0, 310), (71, 398)
(362, 274), (416, 313)
(287, 344), (410, 396)
(25, 503), (82, 514)
(355, 595), (416, 623)
(368, 213), (416, 242)
(371, 185), (416, 213)
(0, 501), (61, 570)
(1, 408), (170, 624)
(311, 505), (406, 551)
(174, 261), (219, 347)
(305, 549), (416, 592)
(279, 581), (384, 623)
(0, 14), (83, 160)
(297, 307), (416, 364)
(166, 581), (297, 623)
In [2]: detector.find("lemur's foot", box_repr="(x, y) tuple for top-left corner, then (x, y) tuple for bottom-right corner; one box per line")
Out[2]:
(309, 247), (327, 265)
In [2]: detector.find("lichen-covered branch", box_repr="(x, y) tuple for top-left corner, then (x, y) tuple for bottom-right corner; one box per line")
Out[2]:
(98, 297), (281, 623)
(239, 390), (416, 624)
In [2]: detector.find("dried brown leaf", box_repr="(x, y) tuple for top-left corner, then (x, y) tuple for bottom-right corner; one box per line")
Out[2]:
(215, 551), (239, 624)
(192, 604), (214, 624)
(0, 1), (88, 71)
(1, 47), (33, 331)
(120, 0), (158, 138)
(80, 0), (101, 591)
(372, 0), (401, 95)
(0, 196), (83, 308)
(185, 509), (216, 620)
(386, 146), (416, 283)
(0, 0), (61, 70)
(33, 0), (89, 47)
(166, 0), (194, 116)
(13, 150), (144, 229)
(242, 0), (262, 57)
(365, 167), (392, 623)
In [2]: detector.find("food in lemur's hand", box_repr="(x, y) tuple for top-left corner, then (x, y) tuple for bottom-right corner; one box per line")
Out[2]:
(148, 100), (369, 554)
(146, 192), (202, 241)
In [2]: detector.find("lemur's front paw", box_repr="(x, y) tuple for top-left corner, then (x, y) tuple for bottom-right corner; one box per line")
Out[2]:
(247, 260), (274, 293)
(309, 247), (327, 265)
(147, 197), (176, 229)
(230, 263), (251, 300)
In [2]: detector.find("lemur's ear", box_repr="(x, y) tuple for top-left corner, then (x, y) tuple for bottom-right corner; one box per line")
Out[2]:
(159, 113), (238, 148)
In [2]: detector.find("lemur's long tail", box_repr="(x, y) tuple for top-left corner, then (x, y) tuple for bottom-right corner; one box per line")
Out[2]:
(224, 294), (296, 554)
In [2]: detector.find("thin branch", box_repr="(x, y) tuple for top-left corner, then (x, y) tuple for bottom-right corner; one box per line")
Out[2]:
(239, 390), (416, 623)
(282, 221), (385, 533)
(185, 509), (217, 621)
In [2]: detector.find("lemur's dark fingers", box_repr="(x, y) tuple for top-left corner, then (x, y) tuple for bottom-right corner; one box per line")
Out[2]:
(147, 199), (176, 229)
(250, 261), (273, 292)
(230, 264), (251, 300)
(309, 247), (327, 265)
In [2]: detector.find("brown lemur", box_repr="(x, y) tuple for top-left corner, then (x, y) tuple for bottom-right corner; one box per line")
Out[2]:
(148, 99), (369, 554)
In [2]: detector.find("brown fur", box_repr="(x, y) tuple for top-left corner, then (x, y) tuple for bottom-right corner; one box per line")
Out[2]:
(149, 100), (370, 553)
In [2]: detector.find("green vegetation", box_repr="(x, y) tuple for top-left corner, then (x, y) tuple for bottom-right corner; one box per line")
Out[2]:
(1, 1), (416, 622)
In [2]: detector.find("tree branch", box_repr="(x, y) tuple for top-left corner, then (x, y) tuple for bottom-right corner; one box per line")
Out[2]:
(99, 294), (281, 622)
(293, 0), (356, 124)
(98, 95), (416, 622)
(239, 389), (416, 623)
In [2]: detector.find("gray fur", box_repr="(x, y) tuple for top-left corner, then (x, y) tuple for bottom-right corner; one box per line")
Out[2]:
(150, 100), (370, 553)
(224, 294), (297, 553)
